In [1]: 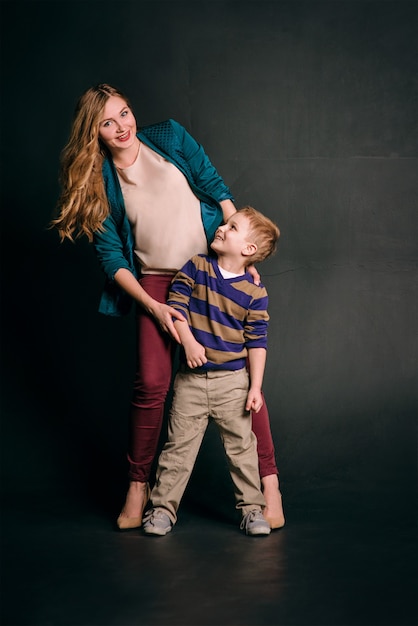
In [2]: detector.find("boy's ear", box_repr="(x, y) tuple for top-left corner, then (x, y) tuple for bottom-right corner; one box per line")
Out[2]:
(242, 242), (258, 257)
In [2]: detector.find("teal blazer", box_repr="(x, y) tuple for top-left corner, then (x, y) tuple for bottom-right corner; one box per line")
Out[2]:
(93, 119), (234, 316)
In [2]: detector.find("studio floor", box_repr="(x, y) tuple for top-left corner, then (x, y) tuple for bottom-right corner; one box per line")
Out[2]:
(0, 482), (416, 626)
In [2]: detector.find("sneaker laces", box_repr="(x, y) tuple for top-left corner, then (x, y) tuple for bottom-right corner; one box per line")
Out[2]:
(143, 509), (166, 525)
(240, 509), (263, 530)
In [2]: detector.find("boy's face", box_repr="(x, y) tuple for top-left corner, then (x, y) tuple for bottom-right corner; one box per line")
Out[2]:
(210, 212), (254, 259)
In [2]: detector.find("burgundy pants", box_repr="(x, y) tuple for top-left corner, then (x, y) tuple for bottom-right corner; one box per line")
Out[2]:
(127, 274), (278, 482)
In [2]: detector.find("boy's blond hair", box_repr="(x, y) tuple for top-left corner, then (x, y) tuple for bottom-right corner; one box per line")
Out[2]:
(239, 206), (280, 265)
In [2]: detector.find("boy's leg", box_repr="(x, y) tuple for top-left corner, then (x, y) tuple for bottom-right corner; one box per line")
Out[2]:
(149, 371), (210, 524)
(209, 369), (266, 515)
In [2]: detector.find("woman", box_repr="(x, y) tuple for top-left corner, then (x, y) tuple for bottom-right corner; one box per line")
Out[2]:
(52, 83), (285, 530)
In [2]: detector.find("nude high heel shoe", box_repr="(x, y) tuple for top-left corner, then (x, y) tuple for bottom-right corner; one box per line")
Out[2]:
(116, 483), (151, 530)
(264, 490), (285, 529)
(261, 475), (286, 529)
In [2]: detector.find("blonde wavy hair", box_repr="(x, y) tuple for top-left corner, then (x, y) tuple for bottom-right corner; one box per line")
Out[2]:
(51, 83), (133, 242)
(239, 206), (280, 265)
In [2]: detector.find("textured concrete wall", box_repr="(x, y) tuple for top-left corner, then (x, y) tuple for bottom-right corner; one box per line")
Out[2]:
(0, 1), (416, 505)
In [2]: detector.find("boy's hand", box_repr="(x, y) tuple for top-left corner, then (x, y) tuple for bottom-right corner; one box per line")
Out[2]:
(184, 339), (208, 369)
(245, 388), (264, 413)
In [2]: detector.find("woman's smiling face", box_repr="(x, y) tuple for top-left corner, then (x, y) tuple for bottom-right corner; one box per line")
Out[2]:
(98, 95), (137, 153)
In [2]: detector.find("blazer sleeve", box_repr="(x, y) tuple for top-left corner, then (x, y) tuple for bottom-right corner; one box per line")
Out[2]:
(93, 213), (134, 282)
(170, 119), (234, 203)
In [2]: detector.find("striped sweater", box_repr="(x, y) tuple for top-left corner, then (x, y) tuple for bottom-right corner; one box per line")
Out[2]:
(168, 254), (269, 371)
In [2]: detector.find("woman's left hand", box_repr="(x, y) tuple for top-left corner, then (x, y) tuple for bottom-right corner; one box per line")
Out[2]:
(247, 264), (261, 285)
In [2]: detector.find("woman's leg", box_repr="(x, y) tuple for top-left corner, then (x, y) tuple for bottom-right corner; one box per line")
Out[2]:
(252, 397), (285, 529)
(252, 397), (278, 478)
(128, 275), (176, 481)
(117, 275), (176, 528)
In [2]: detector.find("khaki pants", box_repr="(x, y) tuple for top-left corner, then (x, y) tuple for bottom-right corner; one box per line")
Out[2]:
(151, 368), (266, 523)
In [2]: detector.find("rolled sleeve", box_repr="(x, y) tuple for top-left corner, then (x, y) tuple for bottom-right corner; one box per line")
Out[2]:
(93, 214), (134, 282)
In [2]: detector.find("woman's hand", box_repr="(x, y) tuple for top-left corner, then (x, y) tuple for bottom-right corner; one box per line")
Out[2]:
(247, 264), (261, 285)
(113, 269), (185, 342)
(148, 301), (185, 344)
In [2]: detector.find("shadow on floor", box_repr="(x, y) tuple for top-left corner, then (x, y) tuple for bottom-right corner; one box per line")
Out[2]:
(1, 482), (417, 626)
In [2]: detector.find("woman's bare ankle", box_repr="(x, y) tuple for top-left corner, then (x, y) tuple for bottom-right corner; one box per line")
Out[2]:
(261, 474), (285, 529)
(261, 473), (280, 492)
(120, 481), (148, 518)
(127, 481), (147, 493)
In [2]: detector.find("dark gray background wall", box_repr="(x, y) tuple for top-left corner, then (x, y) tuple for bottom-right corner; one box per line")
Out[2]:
(0, 0), (416, 517)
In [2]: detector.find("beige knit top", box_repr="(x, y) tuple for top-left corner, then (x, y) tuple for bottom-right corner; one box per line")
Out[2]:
(116, 142), (208, 275)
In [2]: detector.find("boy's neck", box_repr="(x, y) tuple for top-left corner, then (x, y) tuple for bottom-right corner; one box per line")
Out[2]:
(216, 254), (247, 275)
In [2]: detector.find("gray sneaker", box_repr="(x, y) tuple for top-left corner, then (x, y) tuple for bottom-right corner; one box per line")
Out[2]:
(142, 508), (173, 536)
(240, 510), (271, 536)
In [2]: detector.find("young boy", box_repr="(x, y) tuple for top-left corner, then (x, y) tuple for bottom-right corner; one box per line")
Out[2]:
(143, 206), (280, 536)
